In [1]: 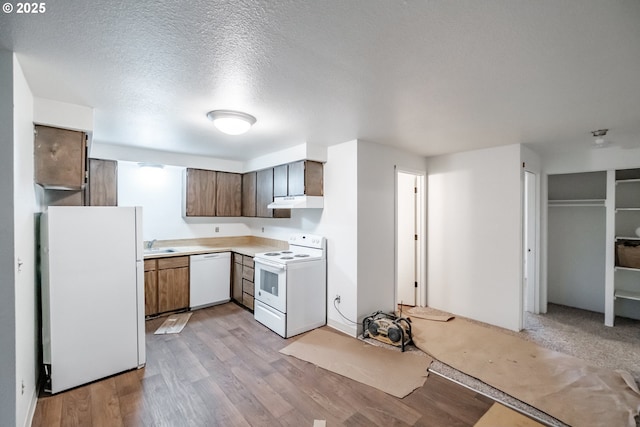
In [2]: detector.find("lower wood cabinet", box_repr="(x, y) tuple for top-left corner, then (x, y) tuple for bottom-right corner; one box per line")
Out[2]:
(232, 253), (255, 310)
(144, 256), (190, 316)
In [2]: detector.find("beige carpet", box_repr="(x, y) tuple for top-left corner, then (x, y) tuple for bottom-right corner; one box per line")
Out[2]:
(410, 315), (640, 427)
(154, 312), (192, 334)
(474, 403), (545, 427)
(280, 328), (432, 398)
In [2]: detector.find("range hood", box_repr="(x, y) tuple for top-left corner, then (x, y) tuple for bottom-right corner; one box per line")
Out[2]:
(267, 195), (324, 209)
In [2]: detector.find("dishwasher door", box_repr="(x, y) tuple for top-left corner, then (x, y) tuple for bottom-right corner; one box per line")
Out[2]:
(189, 252), (231, 309)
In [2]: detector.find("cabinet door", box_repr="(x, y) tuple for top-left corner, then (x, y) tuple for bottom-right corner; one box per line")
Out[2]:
(35, 125), (86, 189)
(232, 261), (243, 302)
(144, 260), (158, 316)
(242, 172), (257, 217)
(158, 266), (190, 313)
(144, 270), (158, 316)
(273, 164), (288, 197)
(287, 161), (305, 196)
(87, 159), (118, 206)
(185, 168), (217, 216)
(256, 168), (274, 218)
(216, 172), (242, 216)
(288, 160), (323, 196)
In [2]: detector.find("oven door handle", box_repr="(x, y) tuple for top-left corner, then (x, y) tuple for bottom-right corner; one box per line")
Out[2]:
(254, 258), (286, 271)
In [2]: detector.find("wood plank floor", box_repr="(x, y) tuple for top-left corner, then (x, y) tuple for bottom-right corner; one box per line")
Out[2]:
(32, 303), (498, 427)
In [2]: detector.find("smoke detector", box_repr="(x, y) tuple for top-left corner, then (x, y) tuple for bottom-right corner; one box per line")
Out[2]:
(591, 129), (610, 148)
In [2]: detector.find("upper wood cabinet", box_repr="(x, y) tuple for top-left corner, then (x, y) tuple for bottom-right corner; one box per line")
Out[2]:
(242, 172), (257, 217)
(87, 159), (118, 206)
(256, 168), (291, 218)
(216, 172), (242, 217)
(288, 160), (323, 196)
(35, 125), (87, 190)
(184, 168), (242, 217)
(256, 168), (274, 218)
(273, 164), (288, 197)
(185, 168), (217, 216)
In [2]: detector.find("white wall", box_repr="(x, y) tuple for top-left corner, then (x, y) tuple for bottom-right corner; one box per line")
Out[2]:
(356, 141), (428, 321)
(13, 55), (38, 427)
(117, 161), (251, 240)
(243, 143), (328, 171)
(0, 49), (17, 427)
(428, 144), (523, 331)
(33, 97), (93, 133)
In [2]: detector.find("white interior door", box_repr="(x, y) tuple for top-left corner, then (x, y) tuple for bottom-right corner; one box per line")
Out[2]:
(397, 172), (417, 306)
(524, 171), (536, 313)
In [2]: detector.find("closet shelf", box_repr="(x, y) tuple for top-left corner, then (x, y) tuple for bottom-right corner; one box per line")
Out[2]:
(614, 289), (640, 301)
(616, 236), (640, 241)
(615, 266), (640, 272)
(616, 178), (640, 184)
(615, 208), (640, 212)
(548, 199), (605, 207)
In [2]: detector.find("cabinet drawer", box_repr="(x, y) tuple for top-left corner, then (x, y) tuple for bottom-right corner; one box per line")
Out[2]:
(242, 292), (254, 310)
(158, 256), (189, 270)
(242, 265), (254, 281)
(144, 259), (157, 271)
(243, 278), (254, 296)
(242, 255), (254, 268)
(233, 253), (243, 264)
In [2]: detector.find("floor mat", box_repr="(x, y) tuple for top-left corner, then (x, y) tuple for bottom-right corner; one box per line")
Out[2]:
(410, 315), (640, 427)
(154, 312), (192, 334)
(280, 327), (432, 398)
(474, 403), (545, 427)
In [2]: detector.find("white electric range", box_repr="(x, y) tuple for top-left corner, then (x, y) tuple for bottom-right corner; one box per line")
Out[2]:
(253, 234), (327, 338)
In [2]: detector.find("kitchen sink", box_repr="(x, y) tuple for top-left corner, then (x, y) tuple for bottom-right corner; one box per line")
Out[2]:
(144, 248), (177, 254)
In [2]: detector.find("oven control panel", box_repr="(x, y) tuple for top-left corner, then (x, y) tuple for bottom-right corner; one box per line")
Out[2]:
(288, 234), (325, 249)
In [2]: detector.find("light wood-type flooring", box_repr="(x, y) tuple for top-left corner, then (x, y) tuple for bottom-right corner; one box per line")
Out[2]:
(32, 303), (503, 426)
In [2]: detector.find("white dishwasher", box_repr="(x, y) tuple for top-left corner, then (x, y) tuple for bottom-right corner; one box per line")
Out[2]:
(189, 252), (231, 310)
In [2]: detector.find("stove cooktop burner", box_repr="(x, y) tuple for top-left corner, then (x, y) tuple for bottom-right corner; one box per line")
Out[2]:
(280, 256), (294, 260)
(281, 251), (293, 254)
(294, 254), (310, 258)
(265, 252), (281, 256)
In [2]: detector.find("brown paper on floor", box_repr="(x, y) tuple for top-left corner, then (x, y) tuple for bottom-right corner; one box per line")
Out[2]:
(474, 403), (545, 427)
(410, 316), (640, 427)
(280, 328), (432, 398)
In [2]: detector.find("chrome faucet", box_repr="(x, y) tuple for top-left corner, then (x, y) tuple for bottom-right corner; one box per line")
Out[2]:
(146, 239), (157, 250)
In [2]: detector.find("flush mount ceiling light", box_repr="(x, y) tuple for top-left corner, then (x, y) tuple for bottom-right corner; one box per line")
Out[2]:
(591, 128), (609, 148)
(206, 110), (257, 135)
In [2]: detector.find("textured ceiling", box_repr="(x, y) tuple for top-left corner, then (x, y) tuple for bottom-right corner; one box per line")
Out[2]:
(1, 0), (640, 160)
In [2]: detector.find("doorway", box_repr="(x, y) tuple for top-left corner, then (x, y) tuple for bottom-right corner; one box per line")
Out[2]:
(522, 170), (539, 329)
(396, 169), (425, 307)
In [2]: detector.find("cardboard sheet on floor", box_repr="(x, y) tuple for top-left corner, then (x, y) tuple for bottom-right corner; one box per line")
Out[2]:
(410, 316), (640, 427)
(154, 312), (192, 334)
(473, 403), (545, 427)
(404, 306), (454, 322)
(280, 328), (432, 398)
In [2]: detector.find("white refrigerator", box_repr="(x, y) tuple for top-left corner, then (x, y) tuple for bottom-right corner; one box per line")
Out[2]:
(40, 206), (145, 394)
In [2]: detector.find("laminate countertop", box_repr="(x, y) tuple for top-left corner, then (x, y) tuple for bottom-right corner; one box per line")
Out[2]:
(142, 236), (288, 260)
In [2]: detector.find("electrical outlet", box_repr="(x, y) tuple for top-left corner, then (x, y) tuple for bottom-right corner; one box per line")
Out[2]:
(21, 380), (24, 395)
(261, 227), (265, 233)
(215, 227), (219, 232)
(335, 295), (341, 303)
